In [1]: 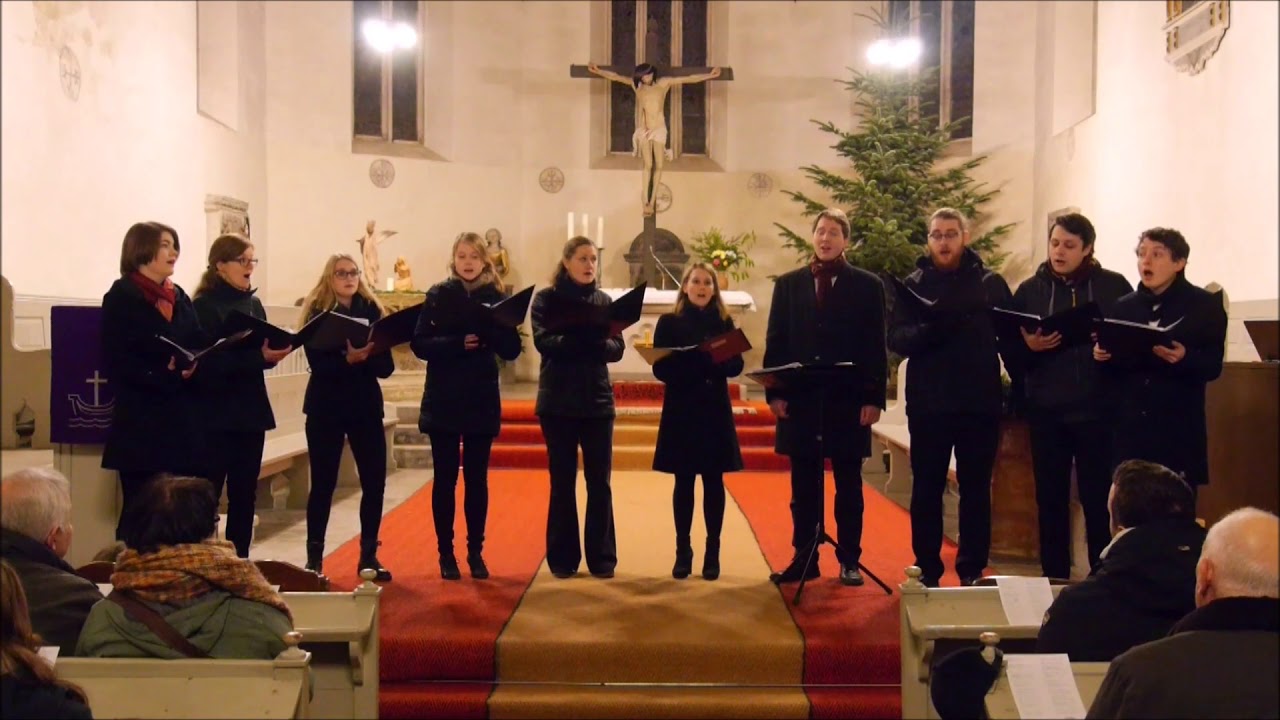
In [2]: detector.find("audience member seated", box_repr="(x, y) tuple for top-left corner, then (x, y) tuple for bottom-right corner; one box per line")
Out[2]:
(1037, 460), (1205, 661)
(75, 476), (294, 660)
(1, 559), (93, 719)
(0, 468), (104, 653)
(1088, 507), (1279, 719)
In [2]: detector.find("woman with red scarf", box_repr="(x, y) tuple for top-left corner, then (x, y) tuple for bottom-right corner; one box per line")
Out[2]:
(101, 221), (207, 541)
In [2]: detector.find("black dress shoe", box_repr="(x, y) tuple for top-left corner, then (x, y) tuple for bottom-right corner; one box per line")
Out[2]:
(839, 564), (864, 586)
(467, 552), (490, 580)
(590, 569), (615, 579)
(769, 556), (820, 584)
(439, 554), (461, 581)
(551, 570), (576, 579)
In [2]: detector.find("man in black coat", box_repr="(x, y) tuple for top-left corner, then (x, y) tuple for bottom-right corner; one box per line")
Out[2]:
(763, 208), (887, 586)
(1087, 507), (1278, 719)
(1094, 227), (1228, 502)
(888, 208), (1015, 587)
(0, 468), (104, 654)
(1010, 212), (1133, 578)
(1037, 460), (1205, 661)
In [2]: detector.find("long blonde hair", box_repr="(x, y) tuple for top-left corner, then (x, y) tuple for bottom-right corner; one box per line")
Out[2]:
(450, 232), (505, 293)
(674, 262), (730, 321)
(195, 234), (252, 298)
(1, 560), (87, 702)
(297, 254), (385, 327)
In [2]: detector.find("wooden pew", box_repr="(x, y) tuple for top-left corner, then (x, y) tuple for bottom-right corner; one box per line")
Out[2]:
(899, 566), (1066, 720)
(980, 633), (1109, 719)
(55, 631), (312, 719)
(280, 569), (382, 720)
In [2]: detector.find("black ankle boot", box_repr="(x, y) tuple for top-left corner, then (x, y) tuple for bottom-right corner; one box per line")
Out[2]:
(305, 541), (324, 575)
(467, 551), (489, 580)
(439, 552), (461, 581)
(359, 540), (392, 582)
(702, 538), (721, 581)
(672, 538), (694, 579)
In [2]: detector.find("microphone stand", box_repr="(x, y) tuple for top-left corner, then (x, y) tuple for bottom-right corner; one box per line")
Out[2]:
(649, 245), (682, 289)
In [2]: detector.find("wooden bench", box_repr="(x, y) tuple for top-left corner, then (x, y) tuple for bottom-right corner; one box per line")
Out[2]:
(54, 632), (312, 719)
(899, 566), (1067, 720)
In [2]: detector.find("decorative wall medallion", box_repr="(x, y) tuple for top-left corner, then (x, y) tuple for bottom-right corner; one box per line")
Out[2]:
(748, 172), (773, 198)
(369, 159), (396, 188)
(1163, 0), (1229, 75)
(654, 183), (672, 213)
(539, 167), (565, 193)
(58, 46), (81, 101)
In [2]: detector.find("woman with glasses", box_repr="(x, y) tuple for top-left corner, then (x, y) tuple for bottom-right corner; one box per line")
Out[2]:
(192, 234), (293, 558)
(297, 255), (395, 581)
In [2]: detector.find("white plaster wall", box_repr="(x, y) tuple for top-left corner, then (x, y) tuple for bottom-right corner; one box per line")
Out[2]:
(0, 0), (268, 299)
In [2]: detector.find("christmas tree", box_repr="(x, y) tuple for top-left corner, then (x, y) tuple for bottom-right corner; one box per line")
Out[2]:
(775, 13), (1012, 279)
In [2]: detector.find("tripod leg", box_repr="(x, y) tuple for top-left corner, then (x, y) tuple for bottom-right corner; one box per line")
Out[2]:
(791, 523), (823, 606)
(858, 562), (893, 595)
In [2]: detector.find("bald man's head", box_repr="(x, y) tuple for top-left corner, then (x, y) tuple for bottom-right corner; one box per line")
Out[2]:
(1195, 507), (1279, 607)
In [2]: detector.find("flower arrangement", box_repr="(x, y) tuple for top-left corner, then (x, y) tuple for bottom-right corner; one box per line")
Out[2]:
(689, 227), (757, 283)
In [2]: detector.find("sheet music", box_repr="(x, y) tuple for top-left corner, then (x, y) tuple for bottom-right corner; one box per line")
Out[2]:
(996, 576), (1054, 626)
(97, 583), (112, 596)
(1004, 654), (1087, 719)
(37, 645), (60, 666)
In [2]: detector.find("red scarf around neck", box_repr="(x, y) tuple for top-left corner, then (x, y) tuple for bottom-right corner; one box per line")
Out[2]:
(130, 271), (176, 322)
(810, 257), (843, 309)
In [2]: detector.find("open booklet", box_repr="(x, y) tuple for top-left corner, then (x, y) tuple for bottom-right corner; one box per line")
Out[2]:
(222, 309), (330, 351)
(635, 327), (752, 365)
(306, 303), (422, 353)
(428, 284), (535, 334)
(1092, 316), (1183, 360)
(744, 361), (858, 391)
(541, 282), (647, 338)
(156, 329), (253, 364)
(886, 274), (988, 319)
(991, 302), (1101, 347)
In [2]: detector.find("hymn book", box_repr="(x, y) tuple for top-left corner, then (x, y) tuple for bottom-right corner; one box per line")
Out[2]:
(886, 274), (988, 320)
(636, 327), (752, 365)
(1092, 316), (1184, 359)
(991, 302), (1101, 347)
(223, 309), (330, 350)
(307, 303), (421, 353)
(156, 329), (252, 364)
(541, 282), (647, 337)
(428, 284), (535, 334)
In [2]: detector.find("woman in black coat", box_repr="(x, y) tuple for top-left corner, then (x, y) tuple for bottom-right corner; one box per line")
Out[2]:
(101, 221), (206, 541)
(530, 236), (625, 579)
(1095, 228), (1227, 497)
(298, 254), (396, 582)
(651, 263), (743, 581)
(411, 232), (522, 580)
(191, 234), (293, 558)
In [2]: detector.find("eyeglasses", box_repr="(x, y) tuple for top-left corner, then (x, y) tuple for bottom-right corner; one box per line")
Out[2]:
(928, 231), (962, 241)
(232, 257), (259, 267)
(333, 270), (361, 280)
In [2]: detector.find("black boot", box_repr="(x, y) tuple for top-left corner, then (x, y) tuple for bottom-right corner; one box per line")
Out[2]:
(769, 552), (820, 585)
(701, 538), (721, 581)
(467, 550), (490, 580)
(359, 540), (393, 583)
(439, 552), (461, 581)
(305, 541), (324, 575)
(672, 537), (694, 579)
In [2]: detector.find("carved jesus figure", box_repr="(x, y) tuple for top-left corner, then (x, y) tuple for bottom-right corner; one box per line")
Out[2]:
(587, 62), (721, 216)
(355, 220), (398, 288)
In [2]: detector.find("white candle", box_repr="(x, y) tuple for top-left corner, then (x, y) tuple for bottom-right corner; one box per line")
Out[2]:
(385, 277), (394, 292)
(580, 213), (588, 238)
(597, 216), (604, 248)
(567, 211), (574, 240)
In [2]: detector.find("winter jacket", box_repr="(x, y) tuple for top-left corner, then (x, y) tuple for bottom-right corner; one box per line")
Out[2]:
(301, 294), (395, 422)
(651, 304), (744, 474)
(191, 280), (278, 433)
(1010, 260), (1133, 418)
(1036, 517), (1206, 661)
(530, 277), (625, 419)
(412, 278), (522, 437)
(0, 528), (104, 654)
(887, 248), (1015, 418)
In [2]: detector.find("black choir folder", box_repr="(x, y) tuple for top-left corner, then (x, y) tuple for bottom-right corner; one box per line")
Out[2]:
(429, 285), (535, 333)
(223, 309), (330, 350)
(542, 283), (647, 337)
(886, 274), (987, 319)
(156, 329), (253, 364)
(1092, 316), (1184, 359)
(745, 361), (859, 391)
(306, 303), (422, 353)
(991, 302), (1101, 347)
(636, 327), (752, 365)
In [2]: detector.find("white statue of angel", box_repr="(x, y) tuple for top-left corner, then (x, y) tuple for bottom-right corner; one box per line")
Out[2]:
(356, 220), (398, 287)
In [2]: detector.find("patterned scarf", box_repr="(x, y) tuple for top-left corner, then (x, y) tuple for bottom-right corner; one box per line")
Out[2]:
(111, 540), (292, 622)
(129, 271), (176, 322)
(458, 270), (496, 294)
(810, 257), (844, 310)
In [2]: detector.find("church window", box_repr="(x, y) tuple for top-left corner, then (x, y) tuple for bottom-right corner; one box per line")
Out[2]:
(888, 0), (975, 141)
(352, 0), (423, 144)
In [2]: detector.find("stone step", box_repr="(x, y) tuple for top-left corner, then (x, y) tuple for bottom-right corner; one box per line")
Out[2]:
(393, 445), (433, 469)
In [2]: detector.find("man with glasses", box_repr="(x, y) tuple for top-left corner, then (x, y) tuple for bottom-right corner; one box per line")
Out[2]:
(887, 208), (1014, 587)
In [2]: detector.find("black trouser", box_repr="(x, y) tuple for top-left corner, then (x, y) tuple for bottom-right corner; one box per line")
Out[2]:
(428, 432), (493, 555)
(540, 415), (616, 575)
(115, 471), (154, 541)
(788, 454), (864, 566)
(1028, 412), (1113, 578)
(673, 472), (725, 545)
(304, 416), (387, 552)
(907, 413), (999, 583)
(206, 430), (267, 558)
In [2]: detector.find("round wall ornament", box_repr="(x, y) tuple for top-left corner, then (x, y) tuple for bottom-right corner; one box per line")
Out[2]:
(748, 172), (773, 198)
(539, 167), (565, 193)
(655, 183), (672, 213)
(369, 159), (395, 188)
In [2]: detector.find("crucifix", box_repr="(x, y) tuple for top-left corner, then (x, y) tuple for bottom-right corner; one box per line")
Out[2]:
(569, 60), (733, 287)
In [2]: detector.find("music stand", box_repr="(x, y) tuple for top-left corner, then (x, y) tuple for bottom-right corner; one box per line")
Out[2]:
(745, 362), (894, 604)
